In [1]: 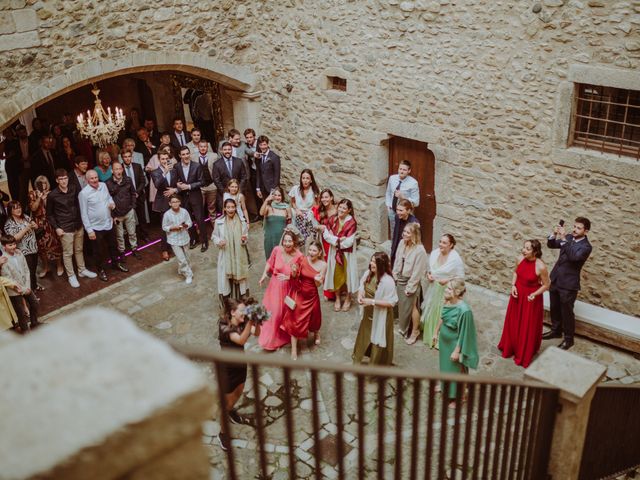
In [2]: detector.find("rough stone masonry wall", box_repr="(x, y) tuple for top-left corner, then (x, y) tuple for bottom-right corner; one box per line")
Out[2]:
(0, 0), (638, 315)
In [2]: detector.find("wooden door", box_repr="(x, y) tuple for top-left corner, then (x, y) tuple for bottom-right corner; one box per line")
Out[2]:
(388, 136), (436, 249)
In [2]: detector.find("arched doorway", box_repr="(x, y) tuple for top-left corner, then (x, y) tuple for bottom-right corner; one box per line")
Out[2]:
(0, 52), (258, 132)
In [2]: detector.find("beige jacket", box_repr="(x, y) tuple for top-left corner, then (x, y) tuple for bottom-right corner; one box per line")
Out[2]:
(392, 241), (428, 295)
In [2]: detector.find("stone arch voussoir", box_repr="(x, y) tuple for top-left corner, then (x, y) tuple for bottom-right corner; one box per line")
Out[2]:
(1, 52), (257, 130)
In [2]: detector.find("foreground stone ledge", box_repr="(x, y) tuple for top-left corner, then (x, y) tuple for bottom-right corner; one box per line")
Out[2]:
(0, 308), (213, 480)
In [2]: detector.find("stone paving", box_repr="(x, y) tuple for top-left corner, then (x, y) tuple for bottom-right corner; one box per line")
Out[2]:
(44, 223), (640, 478)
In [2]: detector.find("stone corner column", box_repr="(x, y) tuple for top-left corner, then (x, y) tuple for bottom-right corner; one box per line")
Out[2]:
(525, 346), (607, 480)
(227, 90), (263, 135)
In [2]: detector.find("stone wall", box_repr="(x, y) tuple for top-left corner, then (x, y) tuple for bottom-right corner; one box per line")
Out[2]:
(0, 0), (638, 315)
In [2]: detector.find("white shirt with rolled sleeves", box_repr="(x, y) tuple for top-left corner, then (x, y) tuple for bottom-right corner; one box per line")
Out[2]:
(79, 182), (115, 234)
(385, 174), (420, 209)
(162, 207), (192, 246)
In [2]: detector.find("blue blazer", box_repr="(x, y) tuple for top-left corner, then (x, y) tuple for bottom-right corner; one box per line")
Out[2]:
(547, 234), (592, 291)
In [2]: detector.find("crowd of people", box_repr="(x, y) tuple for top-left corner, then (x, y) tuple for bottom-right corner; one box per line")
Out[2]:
(1, 114), (593, 451)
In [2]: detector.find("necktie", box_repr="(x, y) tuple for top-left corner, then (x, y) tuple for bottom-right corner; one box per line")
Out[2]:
(226, 159), (232, 176)
(46, 151), (53, 168)
(126, 165), (135, 189)
(392, 179), (402, 211)
(200, 156), (206, 165)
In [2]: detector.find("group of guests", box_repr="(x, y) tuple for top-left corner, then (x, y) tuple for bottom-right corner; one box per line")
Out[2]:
(0, 116), (285, 331)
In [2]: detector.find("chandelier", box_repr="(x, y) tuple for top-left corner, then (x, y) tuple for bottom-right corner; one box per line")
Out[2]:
(76, 84), (125, 148)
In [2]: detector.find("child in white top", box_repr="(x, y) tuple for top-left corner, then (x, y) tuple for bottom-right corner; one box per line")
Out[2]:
(162, 195), (194, 284)
(223, 179), (249, 224)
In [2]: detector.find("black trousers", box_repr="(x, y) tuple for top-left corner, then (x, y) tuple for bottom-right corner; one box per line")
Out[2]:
(90, 228), (118, 271)
(11, 292), (39, 331)
(7, 169), (20, 201)
(549, 287), (578, 341)
(24, 252), (38, 292)
(250, 169), (263, 216)
(183, 191), (207, 245)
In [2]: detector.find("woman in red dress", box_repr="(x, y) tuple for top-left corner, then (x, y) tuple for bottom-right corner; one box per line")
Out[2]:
(282, 240), (327, 359)
(498, 239), (550, 368)
(312, 188), (337, 300)
(258, 228), (303, 351)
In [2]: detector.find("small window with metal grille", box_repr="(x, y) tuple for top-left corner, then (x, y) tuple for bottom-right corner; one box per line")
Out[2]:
(571, 84), (640, 160)
(328, 76), (347, 92)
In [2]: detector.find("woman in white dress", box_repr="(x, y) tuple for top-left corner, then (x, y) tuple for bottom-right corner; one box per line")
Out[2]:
(421, 234), (465, 348)
(288, 169), (319, 245)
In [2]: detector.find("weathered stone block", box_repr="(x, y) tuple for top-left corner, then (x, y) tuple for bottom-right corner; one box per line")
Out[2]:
(12, 8), (37, 32)
(0, 30), (40, 51)
(0, 307), (213, 480)
(0, 14), (16, 34)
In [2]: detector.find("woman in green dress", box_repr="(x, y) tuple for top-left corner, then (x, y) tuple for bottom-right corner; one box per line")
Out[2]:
(260, 186), (291, 260)
(352, 252), (398, 366)
(432, 278), (479, 406)
(421, 234), (465, 348)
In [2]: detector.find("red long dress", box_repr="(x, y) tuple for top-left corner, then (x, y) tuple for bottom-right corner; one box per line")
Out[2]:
(282, 256), (322, 338)
(498, 258), (543, 368)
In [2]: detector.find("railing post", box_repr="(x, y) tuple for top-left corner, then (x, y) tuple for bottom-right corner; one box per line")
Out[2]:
(525, 346), (606, 480)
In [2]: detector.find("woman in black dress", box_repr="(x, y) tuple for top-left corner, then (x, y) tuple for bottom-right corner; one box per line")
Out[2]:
(217, 298), (260, 451)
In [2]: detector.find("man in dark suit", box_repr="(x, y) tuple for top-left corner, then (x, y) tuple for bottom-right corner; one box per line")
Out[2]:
(543, 217), (593, 350)
(254, 135), (281, 206)
(151, 151), (179, 261)
(212, 141), (247, 212)
(144, 118), (161, 147)
(169, 118), (191, 150)
(3, 124), (30, 202)
(30, 134), (62, 187)
(120, 150), (148, 242)
(175, 146), (208, 252)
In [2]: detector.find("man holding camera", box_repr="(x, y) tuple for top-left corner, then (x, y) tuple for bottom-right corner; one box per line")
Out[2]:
(543, 217), (592, 350)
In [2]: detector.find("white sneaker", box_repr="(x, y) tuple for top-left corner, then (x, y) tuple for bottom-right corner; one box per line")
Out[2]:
(185, 276), (193, 285)
(78, 269), (97, 279)
(68, 275), (80, 288)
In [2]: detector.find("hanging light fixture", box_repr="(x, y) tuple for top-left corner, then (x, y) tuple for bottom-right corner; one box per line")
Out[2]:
(76, 83), (125, 147)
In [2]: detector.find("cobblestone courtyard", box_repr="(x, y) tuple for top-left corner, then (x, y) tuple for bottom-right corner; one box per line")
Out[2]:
(44, 224), (640, 478)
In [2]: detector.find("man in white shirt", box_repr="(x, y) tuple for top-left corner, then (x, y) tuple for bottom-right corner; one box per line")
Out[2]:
(79, 170), (128, 282)
(186, 128), (213, 163)
(385, 160), (420, 234)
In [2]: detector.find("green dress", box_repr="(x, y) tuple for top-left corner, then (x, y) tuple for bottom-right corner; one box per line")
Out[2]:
(438, 301), (479, 399)
(421, 281), (446, 347)
(263, 214), (287, 260)
(352, 277), (394, 366)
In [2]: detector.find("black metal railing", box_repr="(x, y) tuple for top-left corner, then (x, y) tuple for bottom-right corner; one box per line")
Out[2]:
(579, 384), (640, 480)
(175, 347), (559, 480)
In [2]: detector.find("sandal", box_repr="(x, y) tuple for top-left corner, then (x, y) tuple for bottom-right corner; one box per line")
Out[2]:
(405, 330), (420, 345)
(334, 298), (342, 312)
(341, 297), (351, 311)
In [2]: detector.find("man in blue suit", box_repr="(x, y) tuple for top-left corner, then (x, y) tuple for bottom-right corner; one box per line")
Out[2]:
(543, 217), (592, 350)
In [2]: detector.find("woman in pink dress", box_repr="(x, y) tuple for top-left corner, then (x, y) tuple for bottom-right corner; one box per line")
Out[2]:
(258, 228), (303, 351)
(498, 239), (550, 368)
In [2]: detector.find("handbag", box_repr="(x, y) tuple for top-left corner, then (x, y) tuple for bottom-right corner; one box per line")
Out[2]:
(284, 293), (297, 310)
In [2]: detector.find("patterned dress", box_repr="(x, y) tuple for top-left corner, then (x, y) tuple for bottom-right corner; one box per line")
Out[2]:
(28, 191), (62, 260)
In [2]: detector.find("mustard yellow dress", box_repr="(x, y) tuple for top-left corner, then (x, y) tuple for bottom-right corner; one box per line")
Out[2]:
(0, 276), (18, 329)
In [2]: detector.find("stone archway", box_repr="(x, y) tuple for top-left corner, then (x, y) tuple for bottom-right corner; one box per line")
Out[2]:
(0, 52), (261, 132)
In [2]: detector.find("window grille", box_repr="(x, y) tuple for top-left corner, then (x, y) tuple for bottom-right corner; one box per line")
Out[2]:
(571, 84), (640, 160)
